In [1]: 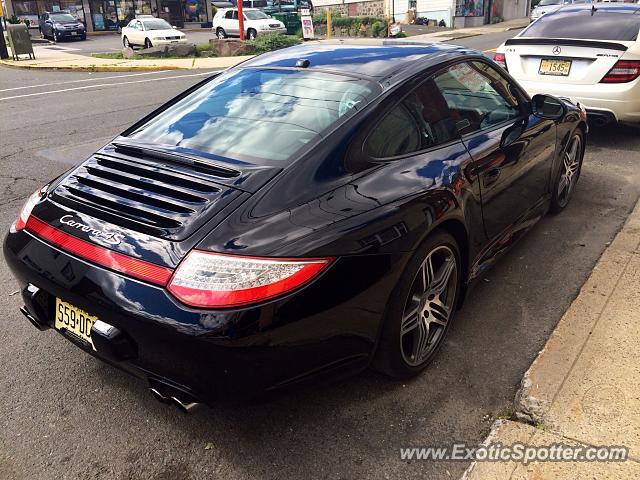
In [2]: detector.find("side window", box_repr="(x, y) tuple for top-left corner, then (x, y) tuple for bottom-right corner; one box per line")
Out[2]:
(434, 61), (521, 136)
(365, 79), (458, 158)
(225, 10), (233, 19)
(232, 11), (239, 20)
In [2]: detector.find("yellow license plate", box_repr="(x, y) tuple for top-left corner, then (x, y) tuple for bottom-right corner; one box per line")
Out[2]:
(539, 59), (572, 76)
(55, 298), (97, 349)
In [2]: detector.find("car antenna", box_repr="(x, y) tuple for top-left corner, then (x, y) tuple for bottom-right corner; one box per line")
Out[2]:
(591, 4), (597, 16)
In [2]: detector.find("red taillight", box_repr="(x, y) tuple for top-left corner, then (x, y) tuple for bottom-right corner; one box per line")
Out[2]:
(168, 250), (334, 308)
(493, 53), (507, 70)
(25, 216), (173, 286)
(600, 60), (640, 83)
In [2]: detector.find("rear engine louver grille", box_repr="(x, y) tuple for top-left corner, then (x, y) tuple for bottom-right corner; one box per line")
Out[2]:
(50, 150), (242, 240)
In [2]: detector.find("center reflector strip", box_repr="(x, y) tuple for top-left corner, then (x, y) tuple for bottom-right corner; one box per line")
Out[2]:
(25, 216), (173, 286)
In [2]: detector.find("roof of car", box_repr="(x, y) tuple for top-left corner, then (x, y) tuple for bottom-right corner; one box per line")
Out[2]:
(551, 3), (640, 15)
(240, 43), (477, 80)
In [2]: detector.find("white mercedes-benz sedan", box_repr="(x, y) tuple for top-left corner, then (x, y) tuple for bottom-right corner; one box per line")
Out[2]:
(495, 4), (640, 125)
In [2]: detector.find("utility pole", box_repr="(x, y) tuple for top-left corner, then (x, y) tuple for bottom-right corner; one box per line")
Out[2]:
(238, 0), (245, 41)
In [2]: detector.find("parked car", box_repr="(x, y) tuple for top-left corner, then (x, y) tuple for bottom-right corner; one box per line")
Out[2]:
(39, 11), (86, 42)
(496, 4), (640, 125)
(121, 16), (187, 49)
(212, 8), (286, 39)
(530, 0), (572, 22)
(5, 43), (586, 407)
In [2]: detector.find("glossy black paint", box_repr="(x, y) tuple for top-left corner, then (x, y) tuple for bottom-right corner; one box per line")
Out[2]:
(3, 44), (586, 403)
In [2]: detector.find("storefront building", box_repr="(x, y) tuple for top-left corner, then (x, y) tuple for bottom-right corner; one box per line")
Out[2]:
(5, 0), (212, 32)
(313, 0), (530, 28)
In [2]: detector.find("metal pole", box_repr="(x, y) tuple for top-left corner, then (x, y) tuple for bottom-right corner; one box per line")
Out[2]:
(0, 16), (9, 60)
(238, 0), (245, 40)
(326, 8), (331, 40)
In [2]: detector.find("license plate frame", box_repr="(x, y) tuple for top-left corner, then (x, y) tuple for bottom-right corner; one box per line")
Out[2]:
(539, 58), (572, 76)
(54, 298), (97, 349)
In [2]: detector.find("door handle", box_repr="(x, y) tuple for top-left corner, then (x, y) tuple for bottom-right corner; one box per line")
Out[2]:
(484, 169), (501, 187)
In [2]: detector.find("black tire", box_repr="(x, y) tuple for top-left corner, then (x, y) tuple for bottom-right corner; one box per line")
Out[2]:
(216, 28), (227, 39)
(123, 36), (130, 48)
(373, 230), (461, 379)
(144, 38), (153, 49)
(549, 129), (584, 214)
(247, 28), (257, 40)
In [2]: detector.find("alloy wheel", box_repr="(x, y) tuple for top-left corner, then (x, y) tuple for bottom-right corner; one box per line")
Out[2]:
(248, 29), (257, 40)
(400, 245), (458, 367)
(217, 28), (226, 39)
(123, 36), (130, 48)
(145, 38), (152, 48)
(557, 135), (582, 207)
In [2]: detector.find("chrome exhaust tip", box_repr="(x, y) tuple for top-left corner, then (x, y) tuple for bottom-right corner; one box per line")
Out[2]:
(149, 387), (170, 404)
(170, 396), (201, 414)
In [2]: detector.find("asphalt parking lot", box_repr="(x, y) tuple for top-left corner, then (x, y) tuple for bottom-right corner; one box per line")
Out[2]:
(1, 45), (639, 479)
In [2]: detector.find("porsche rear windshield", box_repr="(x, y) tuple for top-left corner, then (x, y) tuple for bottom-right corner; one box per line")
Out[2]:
(127, 69), (377, 163)
(523, 10), (640, 41)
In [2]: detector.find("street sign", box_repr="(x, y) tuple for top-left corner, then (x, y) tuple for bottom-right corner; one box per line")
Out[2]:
(301, 15), (314, 39)
(6, 24), (35, 61)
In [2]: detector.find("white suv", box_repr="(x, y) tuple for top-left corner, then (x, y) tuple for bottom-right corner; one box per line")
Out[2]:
(212, 8), (286, 40)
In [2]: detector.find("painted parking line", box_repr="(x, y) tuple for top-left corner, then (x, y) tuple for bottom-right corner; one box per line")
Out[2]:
(0, 70), (197, 93)
(484, 48), (497, 53)
(0, 71), (216, 101)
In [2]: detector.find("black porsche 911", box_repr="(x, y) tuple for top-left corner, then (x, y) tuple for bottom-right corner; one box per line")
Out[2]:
(4, 43), (586, 410)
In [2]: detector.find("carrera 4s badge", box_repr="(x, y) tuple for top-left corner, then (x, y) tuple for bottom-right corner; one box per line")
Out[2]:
(59, 215), (124, 245)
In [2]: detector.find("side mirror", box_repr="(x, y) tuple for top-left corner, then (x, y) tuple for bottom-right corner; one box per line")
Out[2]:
(531, 94), (565, 121)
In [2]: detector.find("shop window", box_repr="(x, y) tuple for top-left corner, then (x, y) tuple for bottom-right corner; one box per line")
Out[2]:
(89, 0), (119, 30)
(455, 0), (484, 17)
(183, 0), (206, 23)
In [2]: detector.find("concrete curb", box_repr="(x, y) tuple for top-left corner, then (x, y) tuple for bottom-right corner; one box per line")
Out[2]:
(0, 60), (185, 72)
(461, 198), (640, 479)
(515, 199), (640, 426)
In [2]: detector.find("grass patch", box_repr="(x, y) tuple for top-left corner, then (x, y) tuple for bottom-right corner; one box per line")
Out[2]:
(195, 43), (211, 53)
(94, 52), (125, 59)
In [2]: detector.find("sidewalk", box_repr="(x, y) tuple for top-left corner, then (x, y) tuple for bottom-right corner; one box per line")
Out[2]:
(463, 199), (640, 479)
(1, 17), (529, 72)
(410, 17), (530, 42)
(0, 45), (252, 72)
